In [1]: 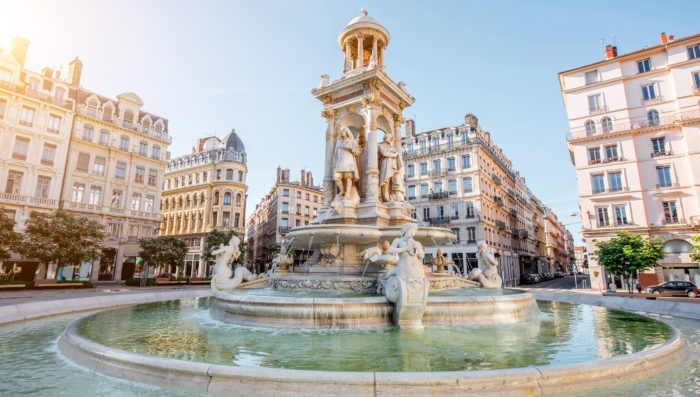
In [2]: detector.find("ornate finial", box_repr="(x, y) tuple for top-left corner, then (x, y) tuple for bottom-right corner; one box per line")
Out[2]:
(360, 9), (368, 16)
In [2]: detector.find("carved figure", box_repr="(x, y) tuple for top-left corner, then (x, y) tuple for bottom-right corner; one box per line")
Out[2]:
(333, 126), (361, 200)
(319, 74), (330, 88)
(468, 242), (503, 288)
(378, 132), (403, 202)
(211, 236), (258, 292)
(360, 241), (398, 268)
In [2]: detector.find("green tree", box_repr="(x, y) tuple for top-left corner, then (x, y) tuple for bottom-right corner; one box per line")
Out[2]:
(203, 229), (247, 266)
(593, 231), (665, 291)
(691, 235), (700, 263)
(17, 210), (105, 278)
(138, 236), (188, 277)
(0, 208), (21, 261)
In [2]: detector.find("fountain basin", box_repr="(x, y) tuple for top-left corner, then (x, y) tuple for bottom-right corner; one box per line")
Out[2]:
(286, 223), (455, 248)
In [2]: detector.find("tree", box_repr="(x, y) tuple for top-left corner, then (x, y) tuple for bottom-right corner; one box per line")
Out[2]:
(138, 236), (188, 277)
(17, 210), (105, 278)
(593, 231), (665, 291)
(203, 229), (246, 266)
(0, 208), (21, 261)
(691, 236), (700, 263)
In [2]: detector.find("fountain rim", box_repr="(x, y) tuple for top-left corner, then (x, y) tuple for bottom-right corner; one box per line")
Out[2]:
(58, 313), (687, 396)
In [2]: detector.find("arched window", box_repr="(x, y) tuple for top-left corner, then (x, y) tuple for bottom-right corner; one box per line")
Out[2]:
(648, 110), (660, 126)
(123, 109), (134, 128)
(102, 103), (114, 122)
(213, 191), (220, 205)
(585, 120), (596, 135)
(186, 195), (191, 208)
(200, 192), (206, 206)
(178, 196), (184, 209)
(601, 117), (613, 133)
(223, 192), (232, 206)
(235, 193), (242, 207)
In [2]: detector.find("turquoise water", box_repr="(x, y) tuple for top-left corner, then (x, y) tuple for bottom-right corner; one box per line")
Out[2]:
(0, 298), (698, 396)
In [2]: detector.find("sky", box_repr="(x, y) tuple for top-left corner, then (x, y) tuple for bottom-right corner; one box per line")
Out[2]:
(1, 0), (698, 244)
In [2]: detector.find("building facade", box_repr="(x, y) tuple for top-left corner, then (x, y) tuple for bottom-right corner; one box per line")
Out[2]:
(160, 131), (248, 278)
(246, 168), (322, 271)
(401, 114), (572, 286)
(0, 37), (171, 282)
(560, 32), (700, 290)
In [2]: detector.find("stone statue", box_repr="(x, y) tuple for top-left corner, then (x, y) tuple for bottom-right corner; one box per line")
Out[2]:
(360, 240), (398, 268)
(378, 132), (403, 202)
(333, 126), (361, 201)
(468, 242), (503, 289)
(211, 236), (257, 292)
(383, 223), (429, 329)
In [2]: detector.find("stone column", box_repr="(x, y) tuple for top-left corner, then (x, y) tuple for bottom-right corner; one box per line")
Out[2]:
(343, 39), (352, 73)
(370, 37), (378, 68)
(356, 34), (364, 69)
(322, 109), (336, 210)
(364, 104), (379, 203)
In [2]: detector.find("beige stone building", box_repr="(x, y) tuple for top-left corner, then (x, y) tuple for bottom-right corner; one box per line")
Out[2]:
(0, 37), (171, 282)
(160, 132), (248, 277)
(402, 114), (572, 285)
(246, 168), (322, 271)
(560, 32), (700, 289)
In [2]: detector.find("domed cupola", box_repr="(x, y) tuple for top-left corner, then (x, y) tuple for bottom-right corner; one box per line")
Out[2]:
(338, 9), (390, 74)
(221, 128), (246, 153)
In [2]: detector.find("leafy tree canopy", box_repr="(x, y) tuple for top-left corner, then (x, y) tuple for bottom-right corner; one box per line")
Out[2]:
(0, 208), (21, 261)
(593, 231), (665, 276)
(691, 236), (700, 263)
(17, 210), (105, 267)
(138, 236), (188, 271)
(204, 229), (246, 265)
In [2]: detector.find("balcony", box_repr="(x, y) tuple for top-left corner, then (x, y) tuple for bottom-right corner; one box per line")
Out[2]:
(450, 214), (459, 220)
(651, 150), (671, 158)
(428, 217), (450, 225)
(429, 169), (446, 177)
(519, 229), (529, 238)
(662, 218), (680, 225)
(407, 196), (416, 200)
(641, 96), (664, 105)
(492, 175), (502, 185)
(278, 226), (291, 234)
(603, 156), (621, 163)
(429, 191), (449, 200)
(588, 105), (608, 115)
(494, 196), (504, 206)
(656, 183), (679, 189)
(495, 220), (506, 229)
(509, 208), (517, 217)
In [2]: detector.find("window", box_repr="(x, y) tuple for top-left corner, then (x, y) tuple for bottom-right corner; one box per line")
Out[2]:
(656, 166), (672, 187)
(19, 106), (35, 126)
(637, 58), (651, 73)
(134, 166), (145, 183)
(407, 164), (415, 178)
(596, 207), (610, 227)
(608, 172), (623, 192)
(5, 171), (23, 194)
(601, 117), (613, 133)
(588, 147), (601, 164)
(448, 179), (457, 194)
(647, 109), (660, 126)
(35, 176), (51, 198)
(151, 145), (160, 159)
(148, 169), (157, 186)
(604, 145), (618, 161)
(419, 140), (427, 153)
(433, 160), (441, 173)
(407, 185), (416, 199)
(465, 201), (475, 218)
(451, 228), (460, 241)
(131, 193), (142, 211)
(662, 201), (679, 224)
(422, 207), (430, 221)
(420, 184), (429, 197)
(450, 203), (459, 218)
(41, 143), (57, 166)
(93, 156), (106, 176)
(223, 192), (232, 206)
(614, 205), (628, 226)
(642, 84), (657, 101)
(461, 155), (471, 168)
(203, 171), (208, 182)
(115, 162), (126, 179)
(585, 120), (596, 135)
(76, 152), (90, 172)
(431, 136), (440, 150)
(434, 181), (443, 193)
(466, 227), (476, 243)
(283, 189), (290, 197)
(88, 186), (102, 205)
(304, 206), (310, 216)
(99, 130), (110, 146)
(463, 177), (473, 193)
(222, 212), (231, 226)
(216, 169), (221, 180)
(234, 213), (240, 228)
(587, 94), (602, 112)
(235, 193), (242, 207)
(585, 70), (599, 85)
(119, 136), (129, 151)
(420, 162), (428, 175)
(446, 134), (454, 148)
(238, 170), (243, 182)
(226, 169), (233, 180)
(447, 157), (456, 171)
(82, 125), (94, 141)
(296, 191), (301, 198)
(138, 141), (148, 156)
(282, 202), (289, 213)
(47, 114), (61, 133)
(296, 204), (301, 215)
(111, 190), (122, 207)
(71, 183), (85, 202)
(688, 44), (700, 59)
(12, 137), (29, 160)
(281, 218), (288, 228)
(213, 191), (220, 205)
(0, 99), (6, 118)
(592, 174), (605, 194)
(651, 137), (666, 155)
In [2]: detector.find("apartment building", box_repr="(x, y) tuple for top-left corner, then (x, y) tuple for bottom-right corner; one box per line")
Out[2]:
(401, 114), (572, 286)
(0, 37), (171, 282)
(560, 32), (700, 289)
(160, 132), (248, 277)
(246, 168), (322, 272)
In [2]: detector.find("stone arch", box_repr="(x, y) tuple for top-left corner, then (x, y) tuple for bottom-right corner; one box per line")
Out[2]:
(662, 239), (693, 254)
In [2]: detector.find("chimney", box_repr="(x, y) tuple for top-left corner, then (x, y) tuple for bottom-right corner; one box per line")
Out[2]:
(11, 37), (29, 67)
(276, 166), (282, 183)
(605, 45), (618, 60)
(669, 35), (675, 42)
(67, 57), (83, 86)
(54, 70), (61, 79)
(405, 119), (415, 137)
(41, 67), (53, 78)
(660, 32), (668, 44)
(300, 170), (306, 187)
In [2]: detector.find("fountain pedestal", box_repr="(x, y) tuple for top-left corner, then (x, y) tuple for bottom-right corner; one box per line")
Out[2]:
(385, 275), (429, 329)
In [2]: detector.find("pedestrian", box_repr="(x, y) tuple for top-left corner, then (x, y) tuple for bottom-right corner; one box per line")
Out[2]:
(635, 281), (642, 293)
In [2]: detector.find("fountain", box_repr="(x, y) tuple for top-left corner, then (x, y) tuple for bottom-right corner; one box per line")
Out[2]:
(54, 10), (689, 396)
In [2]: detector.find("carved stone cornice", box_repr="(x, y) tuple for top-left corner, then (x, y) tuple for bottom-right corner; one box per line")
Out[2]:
(321, 108), (335, 119)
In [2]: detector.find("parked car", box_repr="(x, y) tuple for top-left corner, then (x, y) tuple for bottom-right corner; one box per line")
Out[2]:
(519, 274), (535, 285)
(645, 281), (698, 298)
